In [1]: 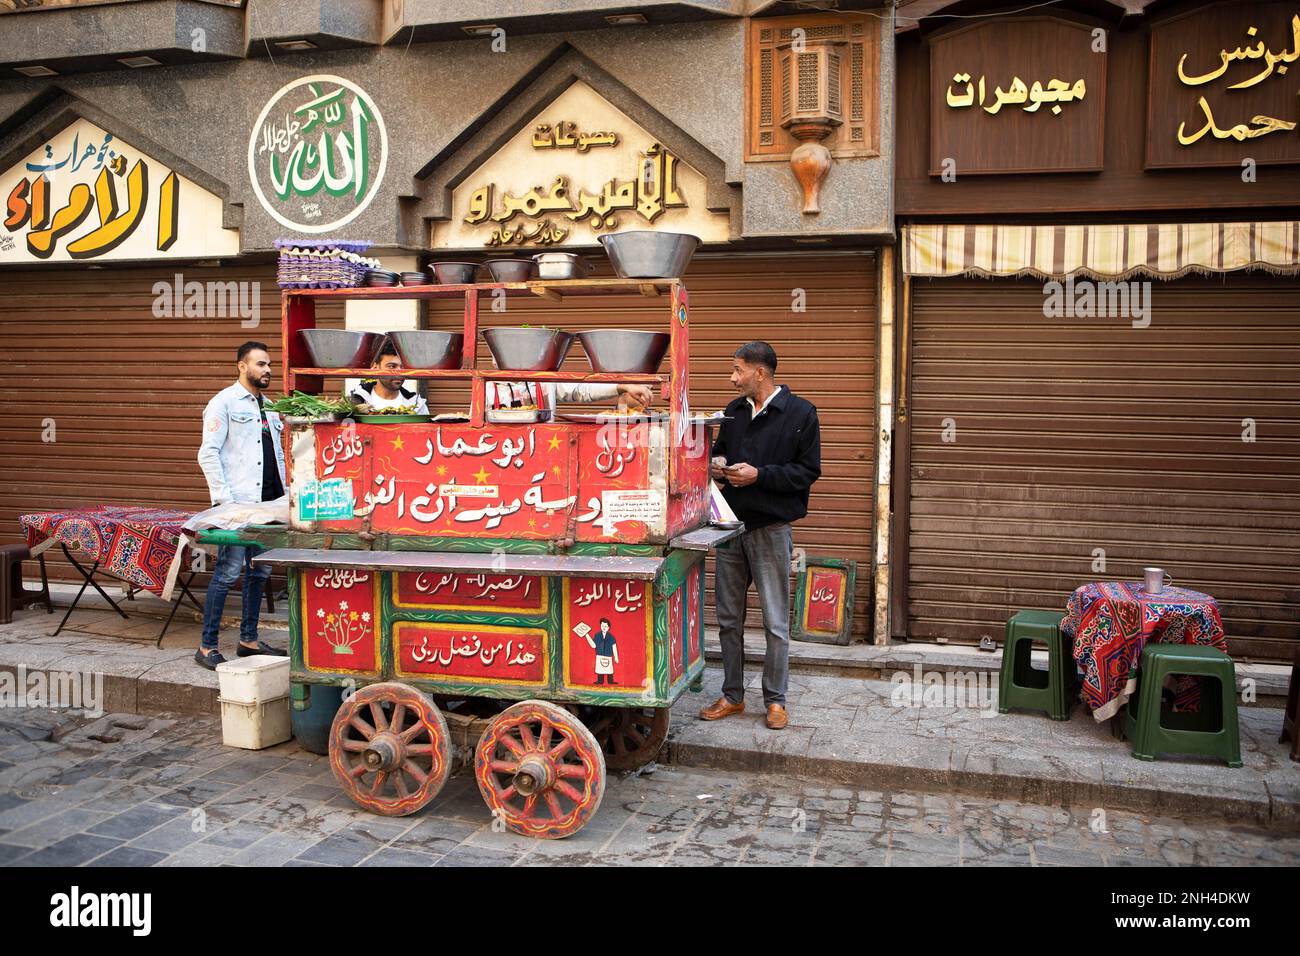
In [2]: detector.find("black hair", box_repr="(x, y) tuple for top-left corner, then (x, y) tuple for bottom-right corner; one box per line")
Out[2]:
(374, 337), (400, 363)
(734, 340), (777, 373)
(599, 617), (611, 627)
(237, 341), (269, 361)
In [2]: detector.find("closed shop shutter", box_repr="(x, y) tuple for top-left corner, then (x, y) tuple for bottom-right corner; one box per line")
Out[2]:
(0, 263), (345, 581)
(906, 274), (1300, 660)
(425, 253), (877, 640)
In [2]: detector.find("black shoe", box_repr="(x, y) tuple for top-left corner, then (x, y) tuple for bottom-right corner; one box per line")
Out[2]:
(236, 641), (287, 657)
(195, 649), (226, 670)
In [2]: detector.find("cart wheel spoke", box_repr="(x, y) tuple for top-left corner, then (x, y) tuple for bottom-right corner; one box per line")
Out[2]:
(329, 683), (451, 817)
(475, 700), (605, 840)
(518, 721), (538, 751)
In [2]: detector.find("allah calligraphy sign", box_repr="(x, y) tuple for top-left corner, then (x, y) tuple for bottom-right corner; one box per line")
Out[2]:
(247, 74), (388, 233)
(927, 17), (1107, 176)
(432, 79), (728, 248)
(1, 118), (239, 263)
(1147, 3), (1300, 168)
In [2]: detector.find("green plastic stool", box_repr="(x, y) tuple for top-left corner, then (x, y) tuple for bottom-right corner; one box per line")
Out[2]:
(997, 609), (1074, 721)
(1122, 643), (1242, 768)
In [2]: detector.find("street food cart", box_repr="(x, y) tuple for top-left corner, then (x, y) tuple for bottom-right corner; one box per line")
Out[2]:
(214, 275), (736, 838)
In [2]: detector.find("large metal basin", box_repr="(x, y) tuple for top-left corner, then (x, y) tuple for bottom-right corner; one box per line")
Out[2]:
(300, 329), (381, 369)
(599, 230), (699, 279)
(484, 259), (536, 282)
(388, 330), (464, 370)
(578, 329), (670, 373)
(482, 328), (575, 371)
(429, 261), (480, 284)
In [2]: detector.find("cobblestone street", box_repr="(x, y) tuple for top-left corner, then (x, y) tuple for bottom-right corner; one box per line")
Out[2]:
(0, 708), (1296, 867)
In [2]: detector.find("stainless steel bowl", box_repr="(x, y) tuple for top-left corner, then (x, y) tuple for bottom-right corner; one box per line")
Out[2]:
(482, 327), (574, 371)
(484, 259), (536, 282)
(387, 330), (464, 370)
(578, 329), (671, 373)
(300, 329), (382, 369)
(598, 230), (699, 279)
(532, 252), (592, 280)
(429, 261), (480, 284)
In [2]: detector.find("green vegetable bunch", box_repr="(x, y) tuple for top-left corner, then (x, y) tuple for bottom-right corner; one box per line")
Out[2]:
(265, 391), (355, 418)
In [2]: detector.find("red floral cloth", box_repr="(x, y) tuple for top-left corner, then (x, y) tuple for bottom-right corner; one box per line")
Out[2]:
(19, 505), (195, 596)
(1063, 581), (1227, 721)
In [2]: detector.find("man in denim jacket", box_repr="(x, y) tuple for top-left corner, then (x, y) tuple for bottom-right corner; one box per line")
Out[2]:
(195, 341), (288, 669)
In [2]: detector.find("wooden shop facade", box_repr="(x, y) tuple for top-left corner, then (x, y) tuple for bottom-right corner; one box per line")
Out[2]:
(893, 0), (1300, 660)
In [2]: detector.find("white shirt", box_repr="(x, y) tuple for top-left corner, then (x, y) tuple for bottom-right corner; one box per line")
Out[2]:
(747, 384), (784, 419)
(349, 382), (429, 415)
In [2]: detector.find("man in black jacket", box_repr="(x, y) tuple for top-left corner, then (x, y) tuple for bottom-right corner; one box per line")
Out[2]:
(700, 341), (821, 730)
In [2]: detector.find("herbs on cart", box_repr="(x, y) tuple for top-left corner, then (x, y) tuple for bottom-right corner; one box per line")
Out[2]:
(265, 392), (355, 418)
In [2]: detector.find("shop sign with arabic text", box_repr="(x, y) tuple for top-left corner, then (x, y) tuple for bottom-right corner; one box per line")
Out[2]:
(1147, 3), (1300, 168)
(432, 80), (727, 248)
(1, 118), (238, 263)
(248, 74), (388, 233)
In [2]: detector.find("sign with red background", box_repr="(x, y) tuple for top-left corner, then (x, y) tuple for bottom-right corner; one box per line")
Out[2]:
(394, 621), (548, 687)
(393, 571), (547, 613)
(301, 568), (380, 673)
(803, 567), (848, 634)
(563, 577), (651, 691)
(687, 563), (703, 666)
(668, 586), (685, 683)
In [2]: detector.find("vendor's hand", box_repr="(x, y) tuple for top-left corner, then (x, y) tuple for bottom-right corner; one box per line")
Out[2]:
(710, 456), (729, 481)
(725, 462), (759, 487)
(617, 384), (654, 410)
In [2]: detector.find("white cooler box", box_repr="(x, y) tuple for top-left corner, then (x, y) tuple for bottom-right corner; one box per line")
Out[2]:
(215, 657), (291, 750)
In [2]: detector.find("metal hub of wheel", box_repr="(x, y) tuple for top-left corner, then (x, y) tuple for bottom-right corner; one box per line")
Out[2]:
(328, 682), (452, 816)
(474, 699), (605, 839)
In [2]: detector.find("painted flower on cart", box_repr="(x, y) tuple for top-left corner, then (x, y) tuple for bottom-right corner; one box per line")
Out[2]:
(316, 599), (368, 655)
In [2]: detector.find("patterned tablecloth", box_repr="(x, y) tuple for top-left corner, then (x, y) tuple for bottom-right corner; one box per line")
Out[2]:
(1063, 581), (1227, 721)
(19, 505), (196, 597)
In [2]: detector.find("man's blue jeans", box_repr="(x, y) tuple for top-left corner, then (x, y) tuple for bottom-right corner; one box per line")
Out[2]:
(200, 545), (271, 650)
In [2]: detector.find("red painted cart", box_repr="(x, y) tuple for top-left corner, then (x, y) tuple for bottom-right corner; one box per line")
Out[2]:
(226, 277), (736, 839)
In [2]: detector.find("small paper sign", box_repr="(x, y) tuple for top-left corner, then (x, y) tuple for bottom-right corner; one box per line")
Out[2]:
(298, 478), (355, 522)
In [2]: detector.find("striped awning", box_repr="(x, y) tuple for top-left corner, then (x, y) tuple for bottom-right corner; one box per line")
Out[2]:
(901, 222), (1300, 280)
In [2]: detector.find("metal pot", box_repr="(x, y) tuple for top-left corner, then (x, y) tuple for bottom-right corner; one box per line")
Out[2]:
(387, 330), (464, 370)
(428, 261), (480, 284)
(532, 252), (592, 280)
(578, 329), (671, 373)
(484, 259), (536, 282)
(300, 329), (382, 369)
(598, 230), (699, 279)
(482, 327), (575, 371)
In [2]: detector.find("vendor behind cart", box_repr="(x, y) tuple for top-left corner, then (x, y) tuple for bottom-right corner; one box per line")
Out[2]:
(194, 341), (288, 669)
(349, 340), (430, 414)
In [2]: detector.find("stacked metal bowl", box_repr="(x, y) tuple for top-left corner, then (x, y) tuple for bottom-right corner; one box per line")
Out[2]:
(399, 271), (428, 287)
(364, 269), (400, 287)
(482, 328), (574, 371)
(599, 231), (699, 279)
(300, 329), (383, 369)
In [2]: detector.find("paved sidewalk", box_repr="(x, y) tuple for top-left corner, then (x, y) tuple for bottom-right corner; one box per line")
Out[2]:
(2, 605), (1296, 830)
(1, 708), (1297, 867)
(669, 668), (1300, 828)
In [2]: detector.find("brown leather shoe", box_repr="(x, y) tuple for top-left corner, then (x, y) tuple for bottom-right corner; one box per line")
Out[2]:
(699, 697), (745, 720)
(766, 704), (788, 730)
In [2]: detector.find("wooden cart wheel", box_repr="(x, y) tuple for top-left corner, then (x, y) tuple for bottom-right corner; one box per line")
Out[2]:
(328, 682), (452, 817)
(474, 700), (605, 839)
(587, 706), (671, 772)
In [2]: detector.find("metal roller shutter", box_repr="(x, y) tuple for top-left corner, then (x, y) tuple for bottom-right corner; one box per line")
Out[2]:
(0, 263), (344, 582)
(425, 253), (878, 640)
(906, 274), (1300, 660)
